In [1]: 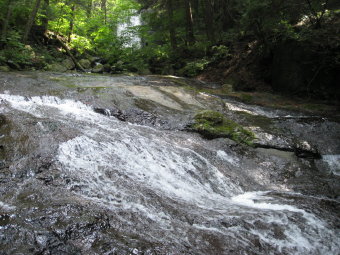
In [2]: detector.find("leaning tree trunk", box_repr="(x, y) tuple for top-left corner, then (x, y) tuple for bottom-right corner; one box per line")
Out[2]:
(22, 0), (42, 43)
(52, 33), (86, 72)
(166, 0), (177, 50)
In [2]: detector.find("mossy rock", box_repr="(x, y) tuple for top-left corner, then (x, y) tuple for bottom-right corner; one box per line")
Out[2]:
(62, 58), (75, 70)
(79, 59), (91, 69)
(190, 110), (255, 146)
(0, 66), (10, 72)
(48, 63), (68, 72)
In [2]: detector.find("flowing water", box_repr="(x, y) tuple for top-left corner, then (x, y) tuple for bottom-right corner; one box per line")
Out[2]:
(0, 72), (339, 254)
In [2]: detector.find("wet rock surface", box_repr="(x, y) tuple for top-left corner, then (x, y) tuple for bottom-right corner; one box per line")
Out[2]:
(0, 71), (339, 254)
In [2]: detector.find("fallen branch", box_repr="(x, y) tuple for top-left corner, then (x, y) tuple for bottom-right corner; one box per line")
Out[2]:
(50, 32), (86, 72)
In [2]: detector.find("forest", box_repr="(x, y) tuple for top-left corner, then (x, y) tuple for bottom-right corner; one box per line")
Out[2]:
(0, 0), (339, 99)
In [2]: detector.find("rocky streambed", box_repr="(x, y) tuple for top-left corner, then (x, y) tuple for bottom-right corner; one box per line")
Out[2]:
(0, 72), (339, 254)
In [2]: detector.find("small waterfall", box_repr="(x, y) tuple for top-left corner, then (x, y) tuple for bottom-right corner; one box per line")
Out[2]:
(322, 155), (340, 175)
(117, 14), (141, 48)
(0, 93), (339, 254)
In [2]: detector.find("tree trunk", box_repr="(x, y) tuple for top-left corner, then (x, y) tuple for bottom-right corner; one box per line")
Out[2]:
(41, 0), (49, 32)
(101, 0), (107, 24)
(184, 0), (195, 46)
(68, 4), (75, 43)
(166, 0), (177, 50)
(1, 0), (13, 46)
(22, 0), (42, 43)
(87, 0), (93, 18)
(203, 0), (215, 43)
(52, 33), (86, 72)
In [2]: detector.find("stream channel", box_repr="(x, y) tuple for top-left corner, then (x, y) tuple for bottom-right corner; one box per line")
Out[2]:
(0, 72), (339, 254)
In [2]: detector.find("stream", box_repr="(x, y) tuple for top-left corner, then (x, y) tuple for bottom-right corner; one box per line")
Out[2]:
(0, 72), (339, 254)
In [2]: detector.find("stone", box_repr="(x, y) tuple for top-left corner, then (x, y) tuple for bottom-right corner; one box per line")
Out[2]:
(0, 66), (10, 72)
(103, 64), (111, 72)
(189, 110), (255, 145)
(24, 45), (36, 58)
(62, 58), (75, 70)
(92, 63), (104, 73)
(48, 63), (68, 72)
(6, 60), (20, 70)
(79, 59), (91, 69)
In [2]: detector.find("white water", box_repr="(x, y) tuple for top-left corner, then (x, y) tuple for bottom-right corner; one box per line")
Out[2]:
(1, 93), (339, 254)
(322, 155), (340, 175)
(117, 14), (141, 47)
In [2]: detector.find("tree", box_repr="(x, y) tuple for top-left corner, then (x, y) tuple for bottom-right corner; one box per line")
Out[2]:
(22, 0), (42, 43)
(41, 0), (50, 32)
(166, 0), (177, 50)
(1, 0), (14, 46)
(184, 0), (195, 46)
(203, 0), (215, 43)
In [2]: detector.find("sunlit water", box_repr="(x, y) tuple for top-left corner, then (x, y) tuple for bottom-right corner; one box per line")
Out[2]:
(0, 93), (339, 254)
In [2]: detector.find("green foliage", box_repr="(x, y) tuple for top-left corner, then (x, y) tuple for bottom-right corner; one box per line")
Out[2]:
(211, 45), (230, 60)
(179, 59), (210, 77)
(69, 35), (93, 53)
(190, 110), (256, 145)
(0, 31), (32, 65)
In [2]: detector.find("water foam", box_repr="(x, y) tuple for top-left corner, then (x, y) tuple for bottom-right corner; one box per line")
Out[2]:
(231, 191), (339, 254)
(322, 155), (340, 175)
(1, 93), (339, 254)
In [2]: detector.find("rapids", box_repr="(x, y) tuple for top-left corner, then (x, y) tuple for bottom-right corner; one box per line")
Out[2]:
(0, 72), (339, 254)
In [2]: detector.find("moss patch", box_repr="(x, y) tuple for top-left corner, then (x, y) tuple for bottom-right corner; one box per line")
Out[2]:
(190, 110), (255, 145)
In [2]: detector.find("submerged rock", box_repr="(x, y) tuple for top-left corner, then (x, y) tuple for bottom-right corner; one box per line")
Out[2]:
(93, 106), (170, 129)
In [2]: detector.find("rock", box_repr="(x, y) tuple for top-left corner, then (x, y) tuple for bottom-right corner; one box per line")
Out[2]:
(92, 63), (104, 73)
(103, 64), (111, 73)
(189, 110), (255, 145)
(93, 107), (169, 128)
(89, 56), (101, 64)
(138, 68), (152, 75)
(48, 63), (68, 72)
(94, 107), (126, 121)
(0, 66), (10, 72)
(62, 59), (75, 70)
(24, 45), (35, 58)
(79, 59), (91, 69)
(6, 60), (21, 70)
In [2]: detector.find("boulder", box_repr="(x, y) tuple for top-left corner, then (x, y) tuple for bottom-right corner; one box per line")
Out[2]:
(103, 64), (111, 73)
(62, 58), (75, 70)
(6, 60), (21, 70)
(90, 56), (101, 64)
(92, 63), (104, 73)
(0, 66), (10, 72)
(48, 63), (68, 72)
(79, 59), (91, 69)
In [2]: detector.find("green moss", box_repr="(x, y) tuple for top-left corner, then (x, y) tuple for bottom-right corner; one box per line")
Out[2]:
(190, 110), (255, 146)
(240, 94), (253, 103)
